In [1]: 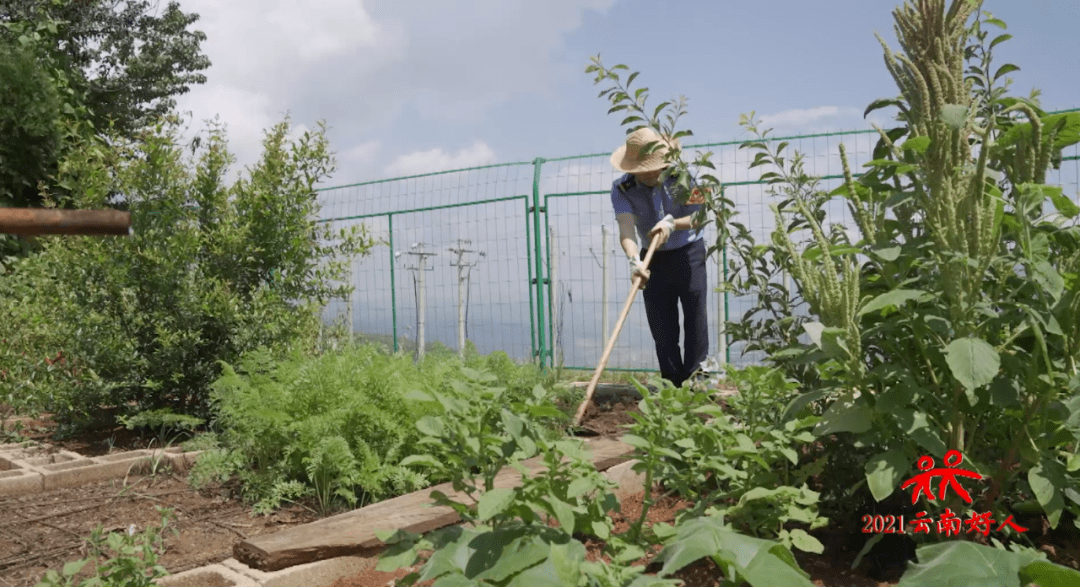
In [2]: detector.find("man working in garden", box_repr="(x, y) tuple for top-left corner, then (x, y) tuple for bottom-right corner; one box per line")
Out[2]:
(610, 127), (709, 389)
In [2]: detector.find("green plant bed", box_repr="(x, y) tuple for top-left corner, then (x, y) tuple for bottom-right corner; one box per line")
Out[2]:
(575, 0), (1080, 582)
(371, 364), (1080, 586)
(191, 342), (559, 516)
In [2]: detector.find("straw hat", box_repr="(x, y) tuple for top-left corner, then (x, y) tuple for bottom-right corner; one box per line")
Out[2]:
(610, 127), (680, 174)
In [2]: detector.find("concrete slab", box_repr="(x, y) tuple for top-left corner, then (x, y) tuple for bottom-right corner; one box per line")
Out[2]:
(222, 556), (379, 587)
(97, 449), (153, 462)
(566, 381), (644, 403)
(603, 459), (646, 501)
(0, 441), (205, 496)
(163, 449), (202, 473)
(0, 454), (21, 471)
(158, 563), (260, 587)
(0, 468), (44, 496)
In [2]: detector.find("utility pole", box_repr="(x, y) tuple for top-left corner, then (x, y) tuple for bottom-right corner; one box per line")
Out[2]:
(396, 243), (436, 362)
(448, 239), (485, 359)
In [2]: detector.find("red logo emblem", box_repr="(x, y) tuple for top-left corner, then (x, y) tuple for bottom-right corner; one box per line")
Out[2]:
(900, 450), (983, 505)
(687, 186), (710, 205)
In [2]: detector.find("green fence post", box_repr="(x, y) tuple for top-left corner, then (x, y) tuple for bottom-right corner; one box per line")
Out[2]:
(721, 185), (731, 365)
(525, 197), (537, 363)
(723, 240), (731, 365)
(544, 194), (554, 370)
(389, 212), (398, 353)
(531, 157), (548, 370)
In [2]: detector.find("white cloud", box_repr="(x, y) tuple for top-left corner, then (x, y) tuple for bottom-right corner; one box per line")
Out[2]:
(181, 0), (405, 85)
(751, 105), (902, 142)
(265, 0), (389, 61)
(752, 105), (895, 138)
(541, 160), (613, 195)
(176, 86), (323, 182)
(384, 141), (498, 177)
(338, 140), (383, 169)
(379, 0), (620, 122)
(174, 0), (618, 185)
(173, 0), (407, 178)
(760, 106), (849, 128)
(178, 86), (276, 171)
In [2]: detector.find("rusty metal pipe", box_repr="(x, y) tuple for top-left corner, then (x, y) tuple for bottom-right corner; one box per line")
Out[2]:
(0, 209), (132, 236)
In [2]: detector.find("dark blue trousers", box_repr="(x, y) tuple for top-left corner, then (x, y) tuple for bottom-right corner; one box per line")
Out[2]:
(640, 239), (709, 387)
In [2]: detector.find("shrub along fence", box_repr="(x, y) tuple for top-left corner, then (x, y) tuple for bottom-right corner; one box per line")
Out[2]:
(316, 109), (1080, 372)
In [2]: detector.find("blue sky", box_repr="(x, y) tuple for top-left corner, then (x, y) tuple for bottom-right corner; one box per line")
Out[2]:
(173, 0), (1079, 182)
(172, 0), (1080, 369)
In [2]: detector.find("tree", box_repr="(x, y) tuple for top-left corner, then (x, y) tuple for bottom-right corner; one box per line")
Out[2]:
(0, 35), (64, 207)
(0, 34), (68, 261)
(0, 0), (211, 140)
(0, 114), (377, 422)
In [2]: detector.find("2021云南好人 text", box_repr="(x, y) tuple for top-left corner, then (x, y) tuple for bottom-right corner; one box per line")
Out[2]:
(862, 450), (1029, 537)
(862, 508), (1027, 536)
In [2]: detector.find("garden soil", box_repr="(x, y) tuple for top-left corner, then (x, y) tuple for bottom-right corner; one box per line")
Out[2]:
(0, 471), (320, 587)
(576, 396), (643, 436)
(3, 401), (1078, 587)
(0, 412), (321, 587)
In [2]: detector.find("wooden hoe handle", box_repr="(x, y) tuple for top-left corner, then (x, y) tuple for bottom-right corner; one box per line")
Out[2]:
(0, 208), (132, 236)
(572, 232), (663, 427)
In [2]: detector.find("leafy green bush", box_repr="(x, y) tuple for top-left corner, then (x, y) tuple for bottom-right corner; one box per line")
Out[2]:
(464, 348), (558, 423)
(202, 345), (424, 512)
(190, 340), (557, 515)
(0, 113), (374, 426)
(400, 367), (574, 509)
(618, 375), (825, 554)
(383, 365), (817, 586)
(379, 347), (1080, 585)
(587, 0), (1080, 543)
(722, 365), (803, 431)
(118, 408), (203, 447)
(194, 345), (429, 513)
(732, 6), (1080, 533)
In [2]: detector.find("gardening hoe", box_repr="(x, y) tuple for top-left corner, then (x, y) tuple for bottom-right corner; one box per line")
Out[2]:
(572, 231), (663, 428)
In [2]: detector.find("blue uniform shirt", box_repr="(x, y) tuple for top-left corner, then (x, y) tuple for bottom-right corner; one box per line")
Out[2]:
(610, 172), (703, 252)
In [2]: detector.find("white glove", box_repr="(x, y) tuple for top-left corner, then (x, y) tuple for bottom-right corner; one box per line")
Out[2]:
(629, 257), (650, 287)
(648, 214), (676, 245)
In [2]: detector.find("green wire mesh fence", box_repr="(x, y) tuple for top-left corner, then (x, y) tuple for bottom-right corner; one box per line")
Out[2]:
(316, 162), (538, 361)
(316, 109), (1080, 372)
